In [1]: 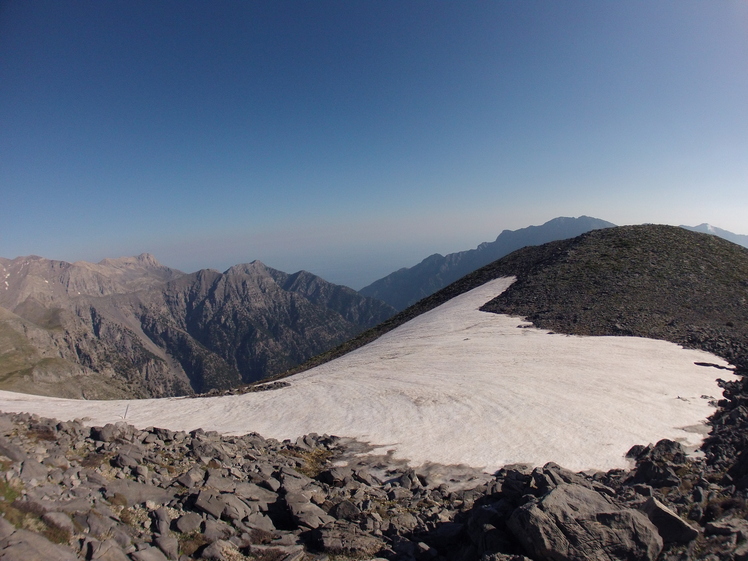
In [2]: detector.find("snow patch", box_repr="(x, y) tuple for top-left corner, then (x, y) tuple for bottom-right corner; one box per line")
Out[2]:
(0, 277), (735, 472)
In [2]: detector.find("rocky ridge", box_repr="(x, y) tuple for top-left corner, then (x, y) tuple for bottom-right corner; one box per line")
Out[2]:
(0, 255), (395, 399)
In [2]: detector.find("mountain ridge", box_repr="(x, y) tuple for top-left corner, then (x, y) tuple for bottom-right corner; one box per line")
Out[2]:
(0, 255), (395, 399)
(681, 223), (748, 248)
(359, 216), (616, 310)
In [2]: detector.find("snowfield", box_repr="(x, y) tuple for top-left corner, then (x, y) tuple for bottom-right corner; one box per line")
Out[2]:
(0, 277), (735, 472)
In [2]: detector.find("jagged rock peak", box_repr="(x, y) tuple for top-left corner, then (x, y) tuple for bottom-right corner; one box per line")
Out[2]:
(223, 260), (273, 276)
(97, 252), (164, 268)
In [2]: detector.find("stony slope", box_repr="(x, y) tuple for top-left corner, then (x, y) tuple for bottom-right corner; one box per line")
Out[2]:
(0, 256), (395, 399)
(359, 216), (615, 311)
(480, 225), (748, 370)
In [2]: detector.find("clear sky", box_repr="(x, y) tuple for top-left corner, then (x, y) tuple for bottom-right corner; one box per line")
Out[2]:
(1, 1), (747, 289)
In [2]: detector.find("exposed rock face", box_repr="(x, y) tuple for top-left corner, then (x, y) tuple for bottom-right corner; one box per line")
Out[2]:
(507, 484), (662, 561)
(0, 255), (395, 398)
(359, 216), (615, 311)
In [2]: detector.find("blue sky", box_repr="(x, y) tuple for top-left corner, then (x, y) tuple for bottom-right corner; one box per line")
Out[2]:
(1, 1), (747, 288)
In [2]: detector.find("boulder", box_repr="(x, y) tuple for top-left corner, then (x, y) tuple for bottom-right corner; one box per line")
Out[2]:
(507, 484), (662, 561)
(193, 489), (228, 519)
(0, 528), (78, 561)
(312, 522), (385, 557)
(285, 491), (335, 529)
(641, 497), (699, 543)
(154, 535), (179, 560)
(87, 539), (130, 561)
(176, 512), (203, 534)
(130, 546), (169, 561)
(104, 479), (174, 506)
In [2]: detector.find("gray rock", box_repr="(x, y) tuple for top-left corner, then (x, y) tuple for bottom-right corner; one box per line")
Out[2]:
(20, 458), (48, 482)
(0, 435), (27, 462)
(154, 535), (179, 560)
(279, 467), (313, 493)
(41, 511), (75, 535)
(130, 546), (169, 561)
(88, 538), (130, 561)
(176, 467), (205, 488)
(194, 489), (228, 519)
(641, 496), (699, 543)
(42, 454), (70, 470)
(313, 523), (384, 557)
(507, 483), (663, 561)
(233, 482), (278, 507)
(201, 539), (238, 560)
(705, 517), (748, 540)
(152, 507), (171, 536)
(318, 467), (352, 487)
(244, 512), (276, 532)
(481, 555), (534, 561)
(331, 499), (360, 520)
(0, 528), (78, 561)
(390, 512), (420, 533)
(285, 491), (335, 529)
(203, 519), (234, 542)
(220, 494), (254, 522)
(205, 474), (235, 493)
(176, 512), (203, 534)
(104, 479), (174, 506)
(0, 516), (15, 540)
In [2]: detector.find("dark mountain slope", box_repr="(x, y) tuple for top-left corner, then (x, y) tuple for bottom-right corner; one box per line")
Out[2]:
(480, 225), (748, 368)
(274, 224), (748, 382)
(359, 216), (615, 310)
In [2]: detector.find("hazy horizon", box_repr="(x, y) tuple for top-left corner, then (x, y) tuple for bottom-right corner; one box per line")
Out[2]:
(2, 2), (746, 288)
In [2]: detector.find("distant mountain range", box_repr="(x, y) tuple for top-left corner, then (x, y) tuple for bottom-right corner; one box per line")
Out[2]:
(359, 216), (616, 310)
(0, 254), (394, 399)
(681, 223), (748, 248)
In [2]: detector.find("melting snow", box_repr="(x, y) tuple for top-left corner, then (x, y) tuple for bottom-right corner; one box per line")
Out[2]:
(0, 277), (735, 472)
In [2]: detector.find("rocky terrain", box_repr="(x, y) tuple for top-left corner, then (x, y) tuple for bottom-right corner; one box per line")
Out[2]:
(0, 255), (394, 399)
(359, 216), (615, 311)
(2, 374), (748, 561)
(1, 225), (748, 559)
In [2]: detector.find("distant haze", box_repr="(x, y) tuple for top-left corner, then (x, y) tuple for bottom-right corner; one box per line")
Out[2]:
(1, 2), (747, 288)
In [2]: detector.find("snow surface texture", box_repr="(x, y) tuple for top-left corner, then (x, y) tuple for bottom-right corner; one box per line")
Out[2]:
(0, 277), (735, 472)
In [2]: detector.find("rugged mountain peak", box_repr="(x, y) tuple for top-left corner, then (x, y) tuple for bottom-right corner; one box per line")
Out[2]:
(97, 252), (164, 268)
(223, 260), (273, 277)
(0, 251), (396, 398)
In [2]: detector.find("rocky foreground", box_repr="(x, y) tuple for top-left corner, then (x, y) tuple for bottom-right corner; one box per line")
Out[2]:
(1, 370), (748, 561)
